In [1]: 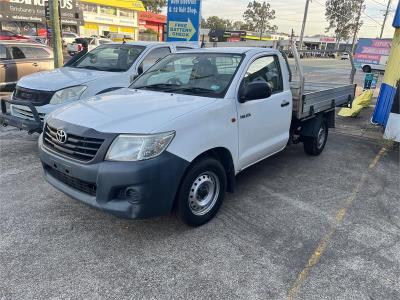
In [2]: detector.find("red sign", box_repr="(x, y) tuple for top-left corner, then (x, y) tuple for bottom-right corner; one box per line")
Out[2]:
(139, 12), (167, 24)
(320, 37), (336, 42)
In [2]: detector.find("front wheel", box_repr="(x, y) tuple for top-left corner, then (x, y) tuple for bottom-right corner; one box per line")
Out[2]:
(303, 121), (328, 156)
(177, 158), (226, 227)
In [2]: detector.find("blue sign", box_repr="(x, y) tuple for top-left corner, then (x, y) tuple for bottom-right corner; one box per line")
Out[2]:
(394, 1), (400, 28)
(167, 0), (201, 42)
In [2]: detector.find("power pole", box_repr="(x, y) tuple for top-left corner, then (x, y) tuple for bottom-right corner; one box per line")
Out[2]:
(49, 0), (63, 68)
(380, 0), (392, 38)
(299, 0), (311, 50)
(351, 0), (364, 54)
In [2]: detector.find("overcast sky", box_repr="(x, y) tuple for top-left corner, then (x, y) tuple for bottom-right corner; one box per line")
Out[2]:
(200, 0), (396, 38)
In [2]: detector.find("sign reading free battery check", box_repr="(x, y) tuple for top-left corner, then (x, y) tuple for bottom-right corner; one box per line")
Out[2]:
(167, 0), (201, 42)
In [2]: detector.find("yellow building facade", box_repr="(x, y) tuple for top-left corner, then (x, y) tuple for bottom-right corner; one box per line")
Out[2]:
(80, 0), (145, 40)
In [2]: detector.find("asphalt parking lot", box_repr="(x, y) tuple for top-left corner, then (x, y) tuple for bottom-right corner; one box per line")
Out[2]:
(0, 117), (399, 299)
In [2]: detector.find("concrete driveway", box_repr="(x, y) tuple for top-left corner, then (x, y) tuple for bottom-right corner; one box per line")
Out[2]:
(0, 125), (399, 299)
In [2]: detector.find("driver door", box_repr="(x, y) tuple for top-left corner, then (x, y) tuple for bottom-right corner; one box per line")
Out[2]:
(237, 55), (292, 170)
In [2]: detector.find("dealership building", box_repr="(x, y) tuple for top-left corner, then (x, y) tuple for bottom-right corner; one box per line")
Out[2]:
(0, 0), (149, 40)
(0, 0), (84, 36)
(79, 0), (145, 39)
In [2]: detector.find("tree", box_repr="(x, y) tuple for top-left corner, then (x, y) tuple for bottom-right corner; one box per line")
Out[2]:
(232, 21), (250, 31)
(202, 16), (233, 30)
(142, 0), (167, 14)
(201, 17), (207, 29)
(243, 1), (278, 39)
(325, 0), (363, 49)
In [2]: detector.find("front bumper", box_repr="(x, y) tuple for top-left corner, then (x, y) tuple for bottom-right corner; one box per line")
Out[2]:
(0, 98), (43, 133)
(39, 137), (189, 219)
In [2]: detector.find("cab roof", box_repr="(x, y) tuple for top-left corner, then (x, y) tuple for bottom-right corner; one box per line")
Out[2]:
(178, 47), (279, 55)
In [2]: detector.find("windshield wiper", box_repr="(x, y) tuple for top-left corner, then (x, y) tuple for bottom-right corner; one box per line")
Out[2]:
(133, 83), (181, 91)
(105, 68), (126, 72)
(173, 87), (216, 94)
(76, 66), (102, 71)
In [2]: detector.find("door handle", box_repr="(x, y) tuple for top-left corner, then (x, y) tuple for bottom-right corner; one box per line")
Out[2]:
(32, 63), (39, 67)
(281, 101), (290, 107)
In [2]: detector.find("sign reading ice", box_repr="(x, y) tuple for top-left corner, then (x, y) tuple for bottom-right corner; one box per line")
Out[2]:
(167, 0), (201, 42)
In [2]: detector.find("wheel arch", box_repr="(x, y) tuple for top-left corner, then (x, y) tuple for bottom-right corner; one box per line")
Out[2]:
(300, 111), (333, 138)
(173, 147), (236, 212)
(191, 147), (235, 193)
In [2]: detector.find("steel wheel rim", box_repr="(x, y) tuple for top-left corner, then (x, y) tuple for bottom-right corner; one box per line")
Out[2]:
(317, 126), (326, 149)
(188, 171), (220, 216)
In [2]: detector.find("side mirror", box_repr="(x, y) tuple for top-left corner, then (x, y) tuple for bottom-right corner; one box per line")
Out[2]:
(138, 65), (144, 75)
(130, 74), (139, 83)
(239, 81), (272, 103)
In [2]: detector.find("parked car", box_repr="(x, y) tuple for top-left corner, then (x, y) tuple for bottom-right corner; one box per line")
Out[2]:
(62, 32), (80, 47)
(0, 42), (197, 133)
(0, 30), (31, 41)
(340, 53), (350, 60)
(67, 37), (112, 56)
(0, 41), (53, 92)
(37, 46), (356, 226)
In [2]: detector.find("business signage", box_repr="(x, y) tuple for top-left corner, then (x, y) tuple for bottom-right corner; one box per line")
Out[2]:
(0, 0), (83, 25)
(320, 37), (336, 43)
(354, 38), (392, 66)
(167, 0), (201, 42)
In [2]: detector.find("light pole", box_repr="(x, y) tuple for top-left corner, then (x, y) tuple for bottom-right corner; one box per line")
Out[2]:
(299, 0), (311, 50)
(49, 0), (63, 68)
(380, 0), (392, 39)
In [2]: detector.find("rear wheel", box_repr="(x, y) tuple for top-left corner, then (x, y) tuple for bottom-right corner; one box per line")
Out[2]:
(303, 121), (328, 156)
(362, 65), (372, 73)
(177, 158), (226, 227)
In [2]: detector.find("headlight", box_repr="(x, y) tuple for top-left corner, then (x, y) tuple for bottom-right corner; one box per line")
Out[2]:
(106, 131), (175, 162)
(50, 86), (87, 104)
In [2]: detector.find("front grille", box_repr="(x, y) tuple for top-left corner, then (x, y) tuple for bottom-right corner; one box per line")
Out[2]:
(46, 165), (97, 196)
(43, 124), (104, 162)
(14, 87), (55, 106)
(12, 106), (46, 122)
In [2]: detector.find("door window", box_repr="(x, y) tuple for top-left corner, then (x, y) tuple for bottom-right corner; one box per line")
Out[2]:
(9, 46), (26, 60)
(140, 47), (171, 72)
(244, 56), (283, 93)
(0, 45), (7, 60)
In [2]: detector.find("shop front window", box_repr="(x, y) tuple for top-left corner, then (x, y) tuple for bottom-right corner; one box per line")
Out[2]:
(119, 9), (134, 18)
(99, 5), (117, 16)
(80, 2), (97, 13)
(2, 22), (37, 36)
(62, 25), (77, 33)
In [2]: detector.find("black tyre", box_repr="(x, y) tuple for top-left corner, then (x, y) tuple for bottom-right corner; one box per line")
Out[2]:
(177, 157), (226, 227)
(362, 65), (372, 73)
(303, 121), (328, 156)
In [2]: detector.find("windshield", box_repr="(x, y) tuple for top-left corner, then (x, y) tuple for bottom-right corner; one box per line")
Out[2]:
(70, 44), (145, 72)
(131, 53), (244, 98)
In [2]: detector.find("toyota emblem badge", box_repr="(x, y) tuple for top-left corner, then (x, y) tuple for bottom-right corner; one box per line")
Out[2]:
(56, 129), (68, 144)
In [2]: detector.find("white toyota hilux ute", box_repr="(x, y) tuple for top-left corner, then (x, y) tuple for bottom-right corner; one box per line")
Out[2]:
(0, 41), (196, 134)
(38, 47), (356, 226)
